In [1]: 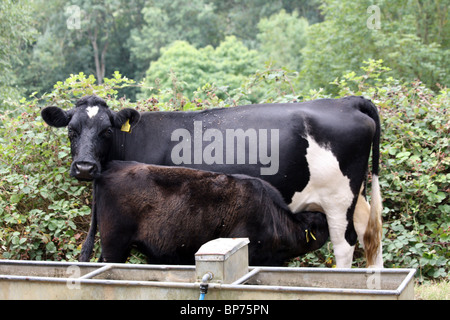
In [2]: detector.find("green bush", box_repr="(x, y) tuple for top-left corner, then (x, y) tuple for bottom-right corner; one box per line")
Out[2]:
(0, 103), (91, 260)
(1, 63), (448, 280)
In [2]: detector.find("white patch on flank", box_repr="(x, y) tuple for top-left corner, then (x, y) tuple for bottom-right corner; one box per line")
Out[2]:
(86, 106), (99, 118)
(289, 135), (355, 268)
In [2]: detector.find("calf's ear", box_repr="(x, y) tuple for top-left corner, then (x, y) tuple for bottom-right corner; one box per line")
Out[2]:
(112, 108), (141, 131)
(41, 106), (74, 128)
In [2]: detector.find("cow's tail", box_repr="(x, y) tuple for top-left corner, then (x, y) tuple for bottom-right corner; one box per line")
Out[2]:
(79, 182), (98, 262)
(359, 98), (383, 267)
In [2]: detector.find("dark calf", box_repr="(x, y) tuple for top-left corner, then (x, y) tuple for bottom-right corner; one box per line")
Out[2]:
(80, 161), (329, 266)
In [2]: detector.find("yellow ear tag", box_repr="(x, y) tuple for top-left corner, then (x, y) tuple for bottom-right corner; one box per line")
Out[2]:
(121, 119), (131, 133)
(305, 229), (317, 243)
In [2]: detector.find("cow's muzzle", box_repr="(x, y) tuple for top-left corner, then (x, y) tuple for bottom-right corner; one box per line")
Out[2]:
(71, 161), (99, 181)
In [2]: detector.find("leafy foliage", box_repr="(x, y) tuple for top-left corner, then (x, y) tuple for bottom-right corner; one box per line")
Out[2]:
(3, 0), (448, 105)
(0, 0), (37, 102)
(1, 62), (448, 281)
(0, 103), (91, 260)
(300, 0), (449, 93)
(0, 0), (448, 281)
(257, 10), (308, 71)
(141, 36), (260, 101)
(129, 0), (224, 71)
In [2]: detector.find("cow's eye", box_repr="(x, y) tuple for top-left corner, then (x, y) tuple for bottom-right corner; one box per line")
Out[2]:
(68, 127), (78, 138)
(101, 128), (113, 138)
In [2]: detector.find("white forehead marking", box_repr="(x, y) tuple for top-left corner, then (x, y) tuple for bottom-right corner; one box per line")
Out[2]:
(86, 106), (99, 118)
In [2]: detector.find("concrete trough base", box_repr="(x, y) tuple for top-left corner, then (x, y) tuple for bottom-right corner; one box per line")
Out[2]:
(0, 238), (415, 300)
(0, 260), (415, 300)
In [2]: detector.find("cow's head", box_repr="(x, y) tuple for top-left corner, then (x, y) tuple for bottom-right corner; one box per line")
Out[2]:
(41, 95), (140, 181)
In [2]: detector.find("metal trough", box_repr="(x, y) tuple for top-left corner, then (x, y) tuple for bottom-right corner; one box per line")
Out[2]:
(0, 238), (415, 300)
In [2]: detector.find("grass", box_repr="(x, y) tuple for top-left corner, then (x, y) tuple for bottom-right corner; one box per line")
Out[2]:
(415, 281), (450, 300)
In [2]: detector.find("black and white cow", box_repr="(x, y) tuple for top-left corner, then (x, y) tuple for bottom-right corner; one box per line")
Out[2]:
(41, 95), (383, 267)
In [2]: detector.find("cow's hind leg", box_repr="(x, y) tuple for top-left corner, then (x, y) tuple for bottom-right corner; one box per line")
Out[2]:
(320, 191), (361, 269)
(332, 239), (355, 268)
(326, 209), (356, 268)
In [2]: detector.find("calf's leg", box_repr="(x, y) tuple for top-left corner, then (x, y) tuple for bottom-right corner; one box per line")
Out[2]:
(98, 228), (133, 263)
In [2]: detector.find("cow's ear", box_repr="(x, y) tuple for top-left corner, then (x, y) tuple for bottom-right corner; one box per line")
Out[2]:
(41, 106), (74, 128)
(113, 108), (141, 131)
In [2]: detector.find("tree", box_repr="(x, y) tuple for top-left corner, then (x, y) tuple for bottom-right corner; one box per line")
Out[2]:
(70, 0), (144, 85)
(16, 0), (144, 98)
(257, 10), (308, 71)
(212, 0), (322, 47)
(0, 0), (36, 105)
(141, 36), (260, 100)
(211, 0), (284, 48)
(129, 0), (322, 79)
(128, 0), (224, 80)
(300, 0), (448, 93)
(14, 0), (325, 99)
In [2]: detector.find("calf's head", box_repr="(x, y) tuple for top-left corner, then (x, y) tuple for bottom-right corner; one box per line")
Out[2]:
(41, 95), (140, 180)
(295, 211), (329, 253)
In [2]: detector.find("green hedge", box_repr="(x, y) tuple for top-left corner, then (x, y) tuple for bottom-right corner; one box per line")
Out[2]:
(0, 62), (448, 280)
